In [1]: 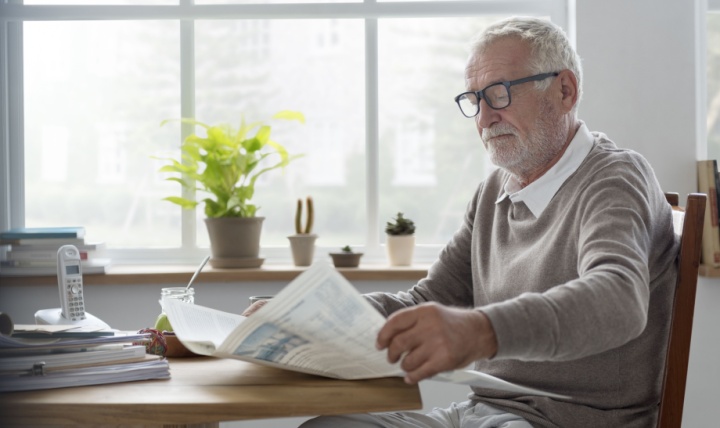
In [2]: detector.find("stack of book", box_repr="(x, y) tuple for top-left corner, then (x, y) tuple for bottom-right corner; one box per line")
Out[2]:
(697, 160), (720, 269)
(0, 226), (110, 276)
(0, 325), (170, 392)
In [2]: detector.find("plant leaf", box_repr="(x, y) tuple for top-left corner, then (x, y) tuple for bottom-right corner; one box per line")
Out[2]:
(162, 196), (198, 210)
(272, 110), (306, 123)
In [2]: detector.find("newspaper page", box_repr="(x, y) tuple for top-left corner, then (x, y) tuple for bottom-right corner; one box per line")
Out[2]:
(164, 261), (568, 398)
(165, 261), (402, 379)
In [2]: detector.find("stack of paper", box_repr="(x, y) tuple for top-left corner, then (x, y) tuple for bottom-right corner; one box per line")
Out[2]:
(0, 326), (170, 392)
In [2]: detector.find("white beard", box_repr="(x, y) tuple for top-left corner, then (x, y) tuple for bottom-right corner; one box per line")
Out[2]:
(482, 99), (568, 182)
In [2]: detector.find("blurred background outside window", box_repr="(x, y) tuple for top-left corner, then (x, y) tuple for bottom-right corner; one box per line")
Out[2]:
(9, 1), (565, 264)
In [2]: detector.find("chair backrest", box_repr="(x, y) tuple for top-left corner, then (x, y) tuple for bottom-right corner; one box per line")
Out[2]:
(657, 192), (706, 428)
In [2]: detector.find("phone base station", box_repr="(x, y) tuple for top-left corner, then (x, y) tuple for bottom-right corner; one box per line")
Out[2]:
(34, 308), (111, 329)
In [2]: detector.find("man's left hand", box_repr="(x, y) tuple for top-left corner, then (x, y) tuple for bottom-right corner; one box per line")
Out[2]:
(375, 302), (498, 384)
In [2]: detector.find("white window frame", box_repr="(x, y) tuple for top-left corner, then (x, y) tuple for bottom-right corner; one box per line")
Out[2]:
(0, 0), (569, 265)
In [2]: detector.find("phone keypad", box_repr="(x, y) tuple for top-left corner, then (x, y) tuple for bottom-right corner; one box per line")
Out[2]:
(65, 278), (86, 320)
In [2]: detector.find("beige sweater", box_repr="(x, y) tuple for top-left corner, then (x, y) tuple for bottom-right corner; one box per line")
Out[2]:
(366, 133), (678, 427)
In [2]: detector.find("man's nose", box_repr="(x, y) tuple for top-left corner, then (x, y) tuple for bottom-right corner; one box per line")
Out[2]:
(476, 99), (500, 129)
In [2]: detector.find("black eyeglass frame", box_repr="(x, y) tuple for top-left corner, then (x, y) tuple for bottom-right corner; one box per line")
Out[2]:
(454, 72), (560, 118)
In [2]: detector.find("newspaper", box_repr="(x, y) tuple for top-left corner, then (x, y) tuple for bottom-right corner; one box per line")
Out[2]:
(164, 261), (566, 398)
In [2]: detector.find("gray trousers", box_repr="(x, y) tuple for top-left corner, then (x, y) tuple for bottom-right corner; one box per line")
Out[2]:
(299, 401), (533, 428)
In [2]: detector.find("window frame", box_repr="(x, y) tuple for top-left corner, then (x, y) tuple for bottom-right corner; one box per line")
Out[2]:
(0, 0), (569, 265)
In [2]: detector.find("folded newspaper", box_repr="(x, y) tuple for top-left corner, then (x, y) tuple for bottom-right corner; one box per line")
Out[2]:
(164, 260), (566, 399)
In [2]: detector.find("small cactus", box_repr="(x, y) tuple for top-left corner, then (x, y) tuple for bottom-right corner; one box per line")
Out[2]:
(385, 212), (415, 236)
(341, 245), (353, 253)
(295, 196), (314, 234)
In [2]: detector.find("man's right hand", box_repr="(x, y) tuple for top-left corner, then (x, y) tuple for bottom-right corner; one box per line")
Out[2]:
(375, 302), (498, 384)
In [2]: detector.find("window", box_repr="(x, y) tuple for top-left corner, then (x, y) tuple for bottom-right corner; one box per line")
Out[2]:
(0, 1), (567, 264)
(708, 2), (720, 161)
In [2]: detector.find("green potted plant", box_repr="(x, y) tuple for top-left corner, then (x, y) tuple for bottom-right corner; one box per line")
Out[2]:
(288, 196), (317, 267)
(385, 212), (416, 266)
(158, 111), (305, 268)
(329, 245), (363, 268)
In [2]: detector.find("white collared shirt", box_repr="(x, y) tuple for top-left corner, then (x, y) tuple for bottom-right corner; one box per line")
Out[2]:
(495, 122), (594, 218)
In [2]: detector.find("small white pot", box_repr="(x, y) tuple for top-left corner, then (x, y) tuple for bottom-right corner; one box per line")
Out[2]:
(386, 234), (415, 266)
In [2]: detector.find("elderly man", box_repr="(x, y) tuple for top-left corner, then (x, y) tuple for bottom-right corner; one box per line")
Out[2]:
(299, 16), (677, 428)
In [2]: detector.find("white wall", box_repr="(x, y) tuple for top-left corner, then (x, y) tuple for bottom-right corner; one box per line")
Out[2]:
(576, 0), (719, 426)
(577, 0), (699, 198)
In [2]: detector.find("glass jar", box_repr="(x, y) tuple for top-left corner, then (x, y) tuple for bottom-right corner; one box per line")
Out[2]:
(159, 287), (195, 313)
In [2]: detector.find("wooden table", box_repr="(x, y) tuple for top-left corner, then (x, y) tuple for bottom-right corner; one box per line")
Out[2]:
(0, 357), (423, 428)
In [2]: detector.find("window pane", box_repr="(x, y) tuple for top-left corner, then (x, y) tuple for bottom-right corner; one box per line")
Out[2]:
(708, 12), (720, 160)
(24, 21), (182, 247)
(24, 1), (176, 4)
(378, 17), (510, 245)
(194, 19), (365, 248)
(195, 0), (359, 4)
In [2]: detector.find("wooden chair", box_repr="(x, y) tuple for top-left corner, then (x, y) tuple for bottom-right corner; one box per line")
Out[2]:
(657, 192), (706, 428)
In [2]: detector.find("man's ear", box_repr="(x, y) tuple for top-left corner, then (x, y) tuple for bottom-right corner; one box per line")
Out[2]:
(557, 69), (578, 113)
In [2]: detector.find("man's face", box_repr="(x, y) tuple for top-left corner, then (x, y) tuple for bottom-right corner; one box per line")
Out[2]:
(464, 37), (568, 179)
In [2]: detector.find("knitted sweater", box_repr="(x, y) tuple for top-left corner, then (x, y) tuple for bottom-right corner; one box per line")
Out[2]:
(366, 133), (678, 427)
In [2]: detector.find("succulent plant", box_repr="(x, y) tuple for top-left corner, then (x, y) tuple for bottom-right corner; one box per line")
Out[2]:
(341, 245), (353, 253)
(385, 212), (415, 236)
(295, 196), (314, 234)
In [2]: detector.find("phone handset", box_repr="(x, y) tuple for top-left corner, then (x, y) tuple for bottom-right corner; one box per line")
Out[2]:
(34, 245), (110, 328)
(57, 245), (86, 321)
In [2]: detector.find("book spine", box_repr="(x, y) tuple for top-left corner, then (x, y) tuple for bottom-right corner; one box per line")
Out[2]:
(4, 241), (105, 251)
(7, 249), (90, 261)
(3, 260), (58, 267)
(0, 238), (85, 246)
(1, 258), (105, 267)
(0, 261), (109, 276)
(0, 227), (85, 240)
(697, 160), (720, 267)
(714, 160), (720, 239)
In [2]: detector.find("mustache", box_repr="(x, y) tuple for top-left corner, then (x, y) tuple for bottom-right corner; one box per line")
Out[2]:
(482, 124), (518, 141)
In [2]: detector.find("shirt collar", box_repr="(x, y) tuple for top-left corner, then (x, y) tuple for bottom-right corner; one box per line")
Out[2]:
(495, 122), (594, 218)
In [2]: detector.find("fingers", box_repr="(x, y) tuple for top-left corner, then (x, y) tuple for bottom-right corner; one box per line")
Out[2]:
(241, 299), (268, 317)
(375, 303), (498, 384)
(376, 307), (418, 351)
(403, 360), (440, 385)
(376, 304), (448, 381)
(393, 323), (459, 384)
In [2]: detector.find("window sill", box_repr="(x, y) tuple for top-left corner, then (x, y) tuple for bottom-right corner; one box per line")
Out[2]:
(7, 263), (713, 285)
(0, 264), (430, 286)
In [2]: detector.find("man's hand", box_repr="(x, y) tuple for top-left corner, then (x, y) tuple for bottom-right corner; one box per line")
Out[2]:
(375, 302), (498, 384)
(241, 300), (269, 317)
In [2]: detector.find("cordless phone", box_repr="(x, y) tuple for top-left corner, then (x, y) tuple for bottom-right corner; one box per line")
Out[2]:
(34, 245), (110, 328)
(57, 245), (86, 321)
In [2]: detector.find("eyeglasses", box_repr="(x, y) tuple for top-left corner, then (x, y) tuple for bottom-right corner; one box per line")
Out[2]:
(454, 72), (560, 118)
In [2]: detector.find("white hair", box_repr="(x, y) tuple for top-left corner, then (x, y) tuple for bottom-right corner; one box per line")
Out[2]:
(470, 16), (583, 115)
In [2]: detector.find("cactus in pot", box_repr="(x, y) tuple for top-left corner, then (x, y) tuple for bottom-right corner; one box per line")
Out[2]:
(288, 196), (317, 267)
(295, 196), (314, 235)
